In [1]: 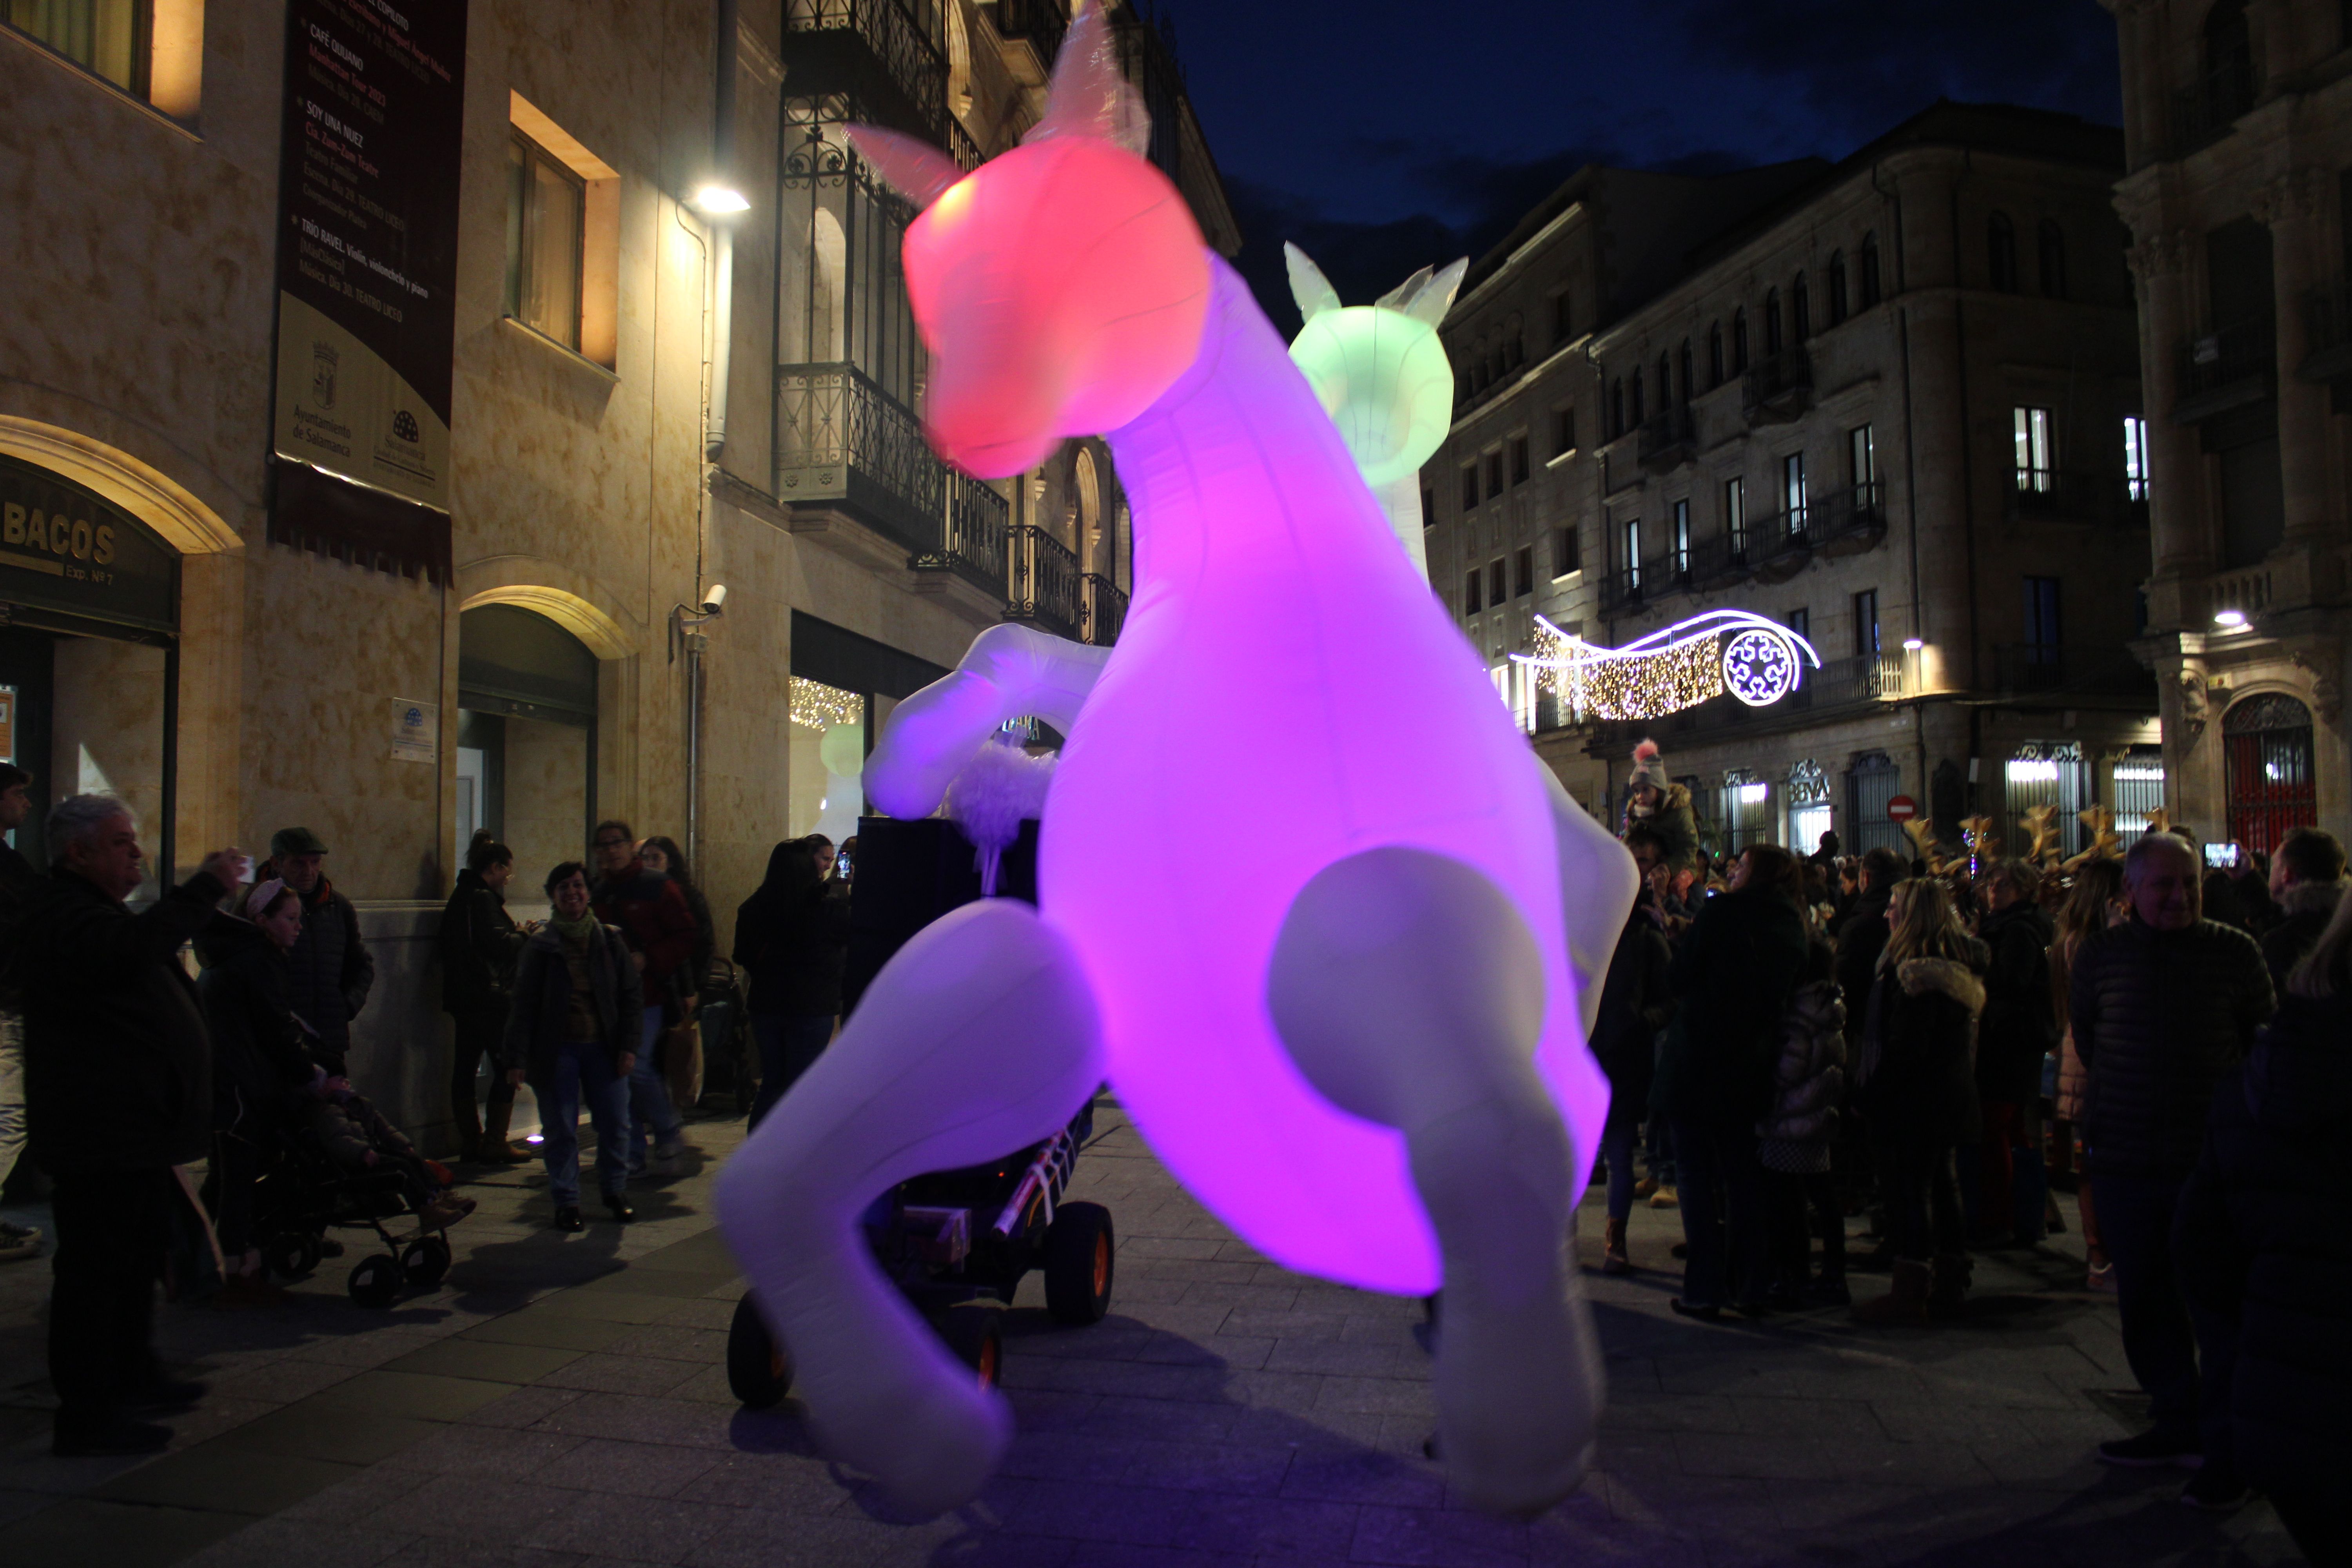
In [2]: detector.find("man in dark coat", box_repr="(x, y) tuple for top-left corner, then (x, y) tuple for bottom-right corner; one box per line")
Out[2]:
(254, 826), (372, 1075)
(1974, 858), (2056, 1244)
(23, 795), (243, 1455)
(1653, 845), (1809, 1317)
(2070, 833), (2274, 1502)
(2260, 826), (2344, 993)
(1834, 847), (1905, 1045)
(2177, 929), (2352, 1550)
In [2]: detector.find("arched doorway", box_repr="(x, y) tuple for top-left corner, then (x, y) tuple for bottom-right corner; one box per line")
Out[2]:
(2223, 692), (2315, 854)
(457, 603), (598, 903)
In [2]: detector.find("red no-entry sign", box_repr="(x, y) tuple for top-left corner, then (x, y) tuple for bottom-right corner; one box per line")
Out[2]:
(1886, 795), (1918, 823)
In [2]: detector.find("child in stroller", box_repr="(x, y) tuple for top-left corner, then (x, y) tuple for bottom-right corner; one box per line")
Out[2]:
(302, 1071), (473, 1233)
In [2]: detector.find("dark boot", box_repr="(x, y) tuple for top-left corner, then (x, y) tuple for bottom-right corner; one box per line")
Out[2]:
(1851, 1259), (1931, 1325)
(1929, 1251), (1973, 1312)
(1601, 1218), (1631, 1275)
(477, 1099), (530, 1164)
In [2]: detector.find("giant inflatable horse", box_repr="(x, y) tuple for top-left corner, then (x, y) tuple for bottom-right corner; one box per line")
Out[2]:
(714, 7), (1637, 1519)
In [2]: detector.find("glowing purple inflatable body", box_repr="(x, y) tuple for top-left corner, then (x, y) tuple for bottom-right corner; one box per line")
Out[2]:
(715, 6), (1635, 1523)
(1051, 257), (1602, 1292)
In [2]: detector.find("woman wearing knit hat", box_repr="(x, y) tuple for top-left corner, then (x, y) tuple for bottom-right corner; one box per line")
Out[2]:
(1622, 739), (1699, 874)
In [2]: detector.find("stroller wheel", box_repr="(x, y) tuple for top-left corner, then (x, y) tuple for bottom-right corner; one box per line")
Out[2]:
(401, 1234), (453, 1287)
(726, 1294), (793, 1408)
(347, 1254), (403, 1309)
(1043, 1202), (1116, 1325)
(941, 1302), (1004, 1389)
(263, 1232), (321, 1282)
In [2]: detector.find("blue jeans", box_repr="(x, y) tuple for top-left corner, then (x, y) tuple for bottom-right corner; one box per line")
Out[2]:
(625, 1010), (685, 1170)
(1670, 1115), (1769, 1309)
(750, 1014), (836, 1129)
(2095, 1172), (2236, 1465)
(1601, 1116), (1639, 1225)
(533, 1040), (629, 1207)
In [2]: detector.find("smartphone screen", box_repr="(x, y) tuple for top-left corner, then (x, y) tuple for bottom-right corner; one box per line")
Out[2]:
(2203, 843), (2237, 869)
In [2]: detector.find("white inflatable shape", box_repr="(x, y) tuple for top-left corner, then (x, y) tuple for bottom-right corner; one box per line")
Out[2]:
(1284, 243), (1466, 580)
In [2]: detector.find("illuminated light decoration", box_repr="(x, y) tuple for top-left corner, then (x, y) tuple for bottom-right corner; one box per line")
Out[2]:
(715, 6), (1630, 1522)
(2214, 608), (2249, 629)
(2007, 759), (2061, 784)
(1516, 610), (1823, 721)
(789, 676), (865, 732)
(1283, 245), (1466, 580)
(1736, 781), (1769, 805)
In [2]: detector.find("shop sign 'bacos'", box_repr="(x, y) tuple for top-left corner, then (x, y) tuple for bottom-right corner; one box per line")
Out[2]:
(0, 456), (177, 635)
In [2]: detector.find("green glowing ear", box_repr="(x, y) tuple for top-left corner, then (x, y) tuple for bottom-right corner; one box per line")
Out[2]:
(1284, 243), (1342, 323)
(1380, 258), (1467, 327)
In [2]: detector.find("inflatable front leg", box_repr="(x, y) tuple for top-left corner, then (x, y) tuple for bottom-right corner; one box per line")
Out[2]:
(713, 898), (1105, 1515)
(862, 622), (1112, 820)
(1539, 764), (1641, 1043)
(1367, 474), (1430, 580)
(1265, 848), (1603, 1516)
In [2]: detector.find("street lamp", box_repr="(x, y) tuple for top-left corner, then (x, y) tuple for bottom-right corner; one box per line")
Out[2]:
(691, 183), (750, 216)
(2214, 608), (2248, 630)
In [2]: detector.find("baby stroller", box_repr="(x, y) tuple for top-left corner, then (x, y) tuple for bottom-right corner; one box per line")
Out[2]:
(726, 1100), (1114, 1404)
(247, 1123), (463, 1308)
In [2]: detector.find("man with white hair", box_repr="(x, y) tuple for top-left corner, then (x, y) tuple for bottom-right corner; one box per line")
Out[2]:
(2070, 830), (2274, 1510)
(20, 796), (243, 1457)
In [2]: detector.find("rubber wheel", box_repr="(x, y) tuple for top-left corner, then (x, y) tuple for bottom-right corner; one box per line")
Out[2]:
(347, 1254), (402, 1309)
(727, 1294), (793, 1409)
(1043, 1201), (1115, 1325)
(263, 1232), (321, 1282)
(941, 1302), (1003, 1388)
(401, 1234), (452, 1287)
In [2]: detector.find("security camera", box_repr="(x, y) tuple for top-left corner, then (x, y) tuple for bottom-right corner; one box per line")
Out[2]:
(698, 584), (728, 617)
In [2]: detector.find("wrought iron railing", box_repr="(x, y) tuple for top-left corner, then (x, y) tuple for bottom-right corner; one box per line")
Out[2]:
(1993, 644), (2154, 698)
(1007, 525), (1081, 639)
(1635, 406), (1696, 472)
(1080, 572), (1128, 646)
(2178, 317), (2276, 415)
(784, 0), (947, 138)
(1741, 345), (1812, 425)
(776, 360), (1006, 593)
(1804, 652), (1909, 708)
(2005, 468), (2148, 526)
(989, 0), (1067, 65)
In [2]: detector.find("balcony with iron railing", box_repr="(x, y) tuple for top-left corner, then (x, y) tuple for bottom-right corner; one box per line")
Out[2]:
(1741, 345), (1812, 426)
(2005, 468), (2150, 527)
(784, 0), (949, 140)
(1007, 524), (1082, 640)
(2301, 279), (2352, 384)
(775, 361), (1007, 594)
(987, 0), (1067, 70)
(2176, 316), (2276, 422)
(1993, 643), (2156, 701)
(1635, 405), (1696, 473)
(1080, 572), (1128, 646)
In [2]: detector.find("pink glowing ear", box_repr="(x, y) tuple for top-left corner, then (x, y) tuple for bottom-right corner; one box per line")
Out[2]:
(848, 125), (962, 210)
(1023, 4), (1150, 156)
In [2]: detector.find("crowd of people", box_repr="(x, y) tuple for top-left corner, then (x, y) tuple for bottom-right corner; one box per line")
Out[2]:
(0, 775), (855, 1458)
(1595, 744), (2352, 1557)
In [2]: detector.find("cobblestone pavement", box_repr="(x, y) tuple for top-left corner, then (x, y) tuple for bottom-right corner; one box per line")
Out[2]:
(0, 1097), (2303, 1568)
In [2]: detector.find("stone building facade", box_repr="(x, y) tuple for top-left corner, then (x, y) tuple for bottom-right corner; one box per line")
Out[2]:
(1428, 104), (2159, 864)
(2108, 0), (2352, 853)
(0, 0), (1230, 1147)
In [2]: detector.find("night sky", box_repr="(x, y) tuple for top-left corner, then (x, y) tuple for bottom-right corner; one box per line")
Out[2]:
(1150, 0), (2125, 332)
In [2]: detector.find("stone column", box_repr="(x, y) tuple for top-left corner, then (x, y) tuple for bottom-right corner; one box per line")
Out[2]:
(2253, 170), (2335, 544)
(2126, 228), (2209, 592)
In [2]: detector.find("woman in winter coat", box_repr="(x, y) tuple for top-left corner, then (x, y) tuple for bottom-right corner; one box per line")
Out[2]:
(440, 831), (530, 1162)
(640, 835), (717, 996)
(1590, 882), (1675, 1275)
(733, 837), (852, 1127)
(199, 880), (317, 1306)
(2051, 857), (2125, 1291)
(2177, 893), (2352, 1556)
(1852, 876), (1988, 1325)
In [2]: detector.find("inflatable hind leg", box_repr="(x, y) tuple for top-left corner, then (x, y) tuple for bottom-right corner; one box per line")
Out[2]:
(713, 898), (1103, 1515)
(1266, 847), (1602, 1516)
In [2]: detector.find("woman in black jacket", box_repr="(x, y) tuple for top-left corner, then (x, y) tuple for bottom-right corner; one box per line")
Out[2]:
(440, 832), (529, 1161)
(1852, 877), (1987, 1325)
(733, 837), (851, 1127)
(2178, 894), (2352, 1544)
(200, 880), (316, 1306)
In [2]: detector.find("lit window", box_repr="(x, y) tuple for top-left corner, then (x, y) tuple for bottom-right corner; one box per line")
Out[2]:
(1848, 424), (1876, 491)
(508, 131), (586, 350)
(2014, 407), (2053, 492)
(7, 0), (153, 98)
(1672, 499), (1691, 573)
(1623, 517), (1642, 591)
(1737, 781), (1768, 805)
(1853, 588), (1880, 657)
(1724, 475), (1746, 550)
(2123, 415), (2151, 501)
(1782, 451), (1807, 523)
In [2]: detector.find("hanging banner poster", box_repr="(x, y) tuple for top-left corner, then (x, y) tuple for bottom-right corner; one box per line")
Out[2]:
(270, 0), (467, 579)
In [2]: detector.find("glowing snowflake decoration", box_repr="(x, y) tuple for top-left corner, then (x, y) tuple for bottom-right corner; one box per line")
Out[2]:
(1721, 628), (1800, 706)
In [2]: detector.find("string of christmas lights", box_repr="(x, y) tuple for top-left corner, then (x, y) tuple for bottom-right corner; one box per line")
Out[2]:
(1514, 611), (1821, 722)
(789, 676), (865, 732)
